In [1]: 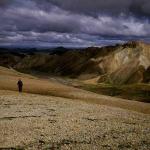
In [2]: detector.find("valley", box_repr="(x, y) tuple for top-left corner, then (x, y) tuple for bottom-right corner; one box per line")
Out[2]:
(0, 41), (150, 149)
(0, 41), (149, 102)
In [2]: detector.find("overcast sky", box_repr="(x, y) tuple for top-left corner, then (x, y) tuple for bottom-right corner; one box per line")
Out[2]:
(0, 0), (150, 47)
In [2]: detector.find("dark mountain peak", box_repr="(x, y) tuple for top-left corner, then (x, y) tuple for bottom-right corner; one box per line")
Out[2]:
(122, 41), (146, 48)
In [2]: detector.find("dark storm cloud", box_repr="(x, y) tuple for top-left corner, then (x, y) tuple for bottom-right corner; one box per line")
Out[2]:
(0, 0), (150, 47)
(0, 0), (10, 6)
(50, 0), (150, 17)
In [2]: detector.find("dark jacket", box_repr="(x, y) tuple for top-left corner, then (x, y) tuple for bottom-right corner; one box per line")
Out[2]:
(17, 80), (23, 87)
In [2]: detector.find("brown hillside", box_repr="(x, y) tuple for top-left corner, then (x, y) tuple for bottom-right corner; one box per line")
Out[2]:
(0, 66), (150, 114)
(0, 41), (150, 85)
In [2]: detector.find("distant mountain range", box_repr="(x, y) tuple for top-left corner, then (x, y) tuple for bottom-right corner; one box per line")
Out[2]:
(0, 41), (150, 85)
(0, 46), (73, 53)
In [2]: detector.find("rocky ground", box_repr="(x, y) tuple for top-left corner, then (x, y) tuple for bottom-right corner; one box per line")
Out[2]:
(0, 90), (150, 150)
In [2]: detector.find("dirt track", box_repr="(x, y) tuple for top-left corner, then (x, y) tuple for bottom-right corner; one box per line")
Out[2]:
(0, 90), (150, 150)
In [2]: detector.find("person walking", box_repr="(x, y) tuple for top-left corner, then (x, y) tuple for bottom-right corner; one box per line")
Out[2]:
(17, 79), (23, 93)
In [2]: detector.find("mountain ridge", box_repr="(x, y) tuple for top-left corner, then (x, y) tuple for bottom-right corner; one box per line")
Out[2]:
(0, 41), (150, 85)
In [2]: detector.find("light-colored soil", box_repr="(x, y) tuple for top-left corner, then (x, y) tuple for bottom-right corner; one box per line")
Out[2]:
(0, 90), (150, 150)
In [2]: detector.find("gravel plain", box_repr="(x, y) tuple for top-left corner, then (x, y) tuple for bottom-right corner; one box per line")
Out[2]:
(0, 90), (150, 150)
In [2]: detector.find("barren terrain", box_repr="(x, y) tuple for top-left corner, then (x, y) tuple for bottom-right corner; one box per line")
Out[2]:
(0, 90), (150, 149)
(0, 66), (150, 114)
(0, 66), (150, 149)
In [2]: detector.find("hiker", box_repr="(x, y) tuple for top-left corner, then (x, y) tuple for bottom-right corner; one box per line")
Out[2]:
(17, 79), (23, 92)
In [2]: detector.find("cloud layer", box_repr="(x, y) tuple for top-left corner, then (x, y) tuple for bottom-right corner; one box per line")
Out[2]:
(0, 0), (150, 47)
